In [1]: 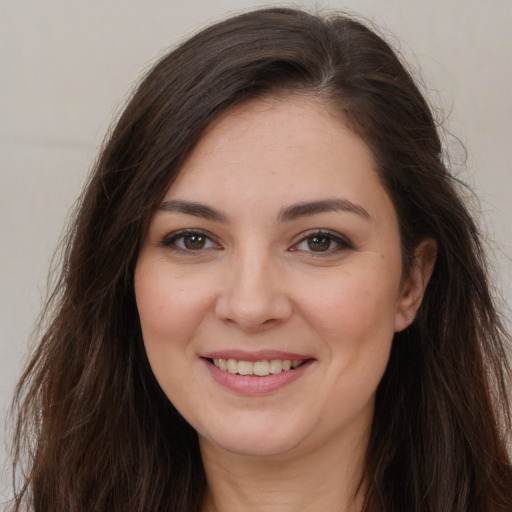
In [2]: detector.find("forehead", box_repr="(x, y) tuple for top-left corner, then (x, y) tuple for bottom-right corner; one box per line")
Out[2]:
(164, 95), (393, 222)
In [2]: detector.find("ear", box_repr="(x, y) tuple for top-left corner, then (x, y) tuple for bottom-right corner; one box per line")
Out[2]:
(394, 238), (437, 332)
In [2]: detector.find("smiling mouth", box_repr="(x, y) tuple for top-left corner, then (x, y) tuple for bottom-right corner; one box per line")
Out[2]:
(208, 358), (307, 377)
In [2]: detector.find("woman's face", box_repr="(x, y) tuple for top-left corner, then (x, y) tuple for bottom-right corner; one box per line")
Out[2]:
(135, 96), (415, 459)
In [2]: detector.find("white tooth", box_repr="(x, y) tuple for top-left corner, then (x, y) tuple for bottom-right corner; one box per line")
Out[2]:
(237, 361), (254, 375)
(253, 360), (270, 376)
(282, 360), (292, 371)
(269, 360), (283, 374)
(227, 359), (238, 374)
(213, 359), (220, 367)
(291, 360), (302, 369)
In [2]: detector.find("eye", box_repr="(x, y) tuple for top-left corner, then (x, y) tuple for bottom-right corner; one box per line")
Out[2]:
(290, 230), (353, 255)
(160, 230), (222, 253)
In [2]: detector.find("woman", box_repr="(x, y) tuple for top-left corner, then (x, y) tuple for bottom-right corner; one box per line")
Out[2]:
(10, 7), (512, 512)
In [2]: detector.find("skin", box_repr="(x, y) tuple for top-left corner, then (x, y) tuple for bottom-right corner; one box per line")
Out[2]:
(135, 96), (435, 512)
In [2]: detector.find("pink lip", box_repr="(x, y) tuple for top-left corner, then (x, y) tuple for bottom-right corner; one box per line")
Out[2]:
(202, 358), (315, 396)
(200, 349), (314, 362)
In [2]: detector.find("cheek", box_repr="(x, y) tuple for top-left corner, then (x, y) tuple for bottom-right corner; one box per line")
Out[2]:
(297, 266), (400, 344)
(134, 259), (211, 342)
(306, 272), (397, 402)
(134, 260), (206, 396)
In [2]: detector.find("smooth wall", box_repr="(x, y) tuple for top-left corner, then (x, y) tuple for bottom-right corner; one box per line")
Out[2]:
(1, 0), (511, 498)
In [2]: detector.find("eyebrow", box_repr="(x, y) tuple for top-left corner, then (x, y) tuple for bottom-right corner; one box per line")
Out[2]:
(158, 200), (228, 223)
(278, 198), (372, 222)
(158, 197), (371, 223)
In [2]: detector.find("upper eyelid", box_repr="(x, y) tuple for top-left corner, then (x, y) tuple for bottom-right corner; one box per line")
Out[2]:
(160, 228), (220, 246)
(288, 231), (354, 257)
(292, 229), (353, 246)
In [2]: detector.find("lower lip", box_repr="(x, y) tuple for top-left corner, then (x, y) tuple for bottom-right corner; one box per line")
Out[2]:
(203, 359), (314, 395)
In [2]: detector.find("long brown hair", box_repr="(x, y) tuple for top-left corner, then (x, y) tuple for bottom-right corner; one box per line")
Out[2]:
(10, 7), (512, 511)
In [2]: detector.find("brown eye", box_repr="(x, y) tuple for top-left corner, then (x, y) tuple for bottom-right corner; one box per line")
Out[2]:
(161, 230), (221, 252)
(307, 235), (331, 252)
(183, 234), (207, 250)
(290, 230), (353, 256)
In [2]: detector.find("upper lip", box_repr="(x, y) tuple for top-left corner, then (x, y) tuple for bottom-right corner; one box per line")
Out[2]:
(200, 350), (314, 362)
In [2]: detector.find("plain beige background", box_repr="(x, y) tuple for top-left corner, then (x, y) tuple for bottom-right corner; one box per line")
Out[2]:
(1, 0), (511, 498)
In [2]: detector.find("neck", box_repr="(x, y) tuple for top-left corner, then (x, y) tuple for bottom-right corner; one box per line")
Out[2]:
(200, 428), (369, 512)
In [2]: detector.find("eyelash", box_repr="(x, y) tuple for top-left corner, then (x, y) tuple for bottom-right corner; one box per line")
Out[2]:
(290, 230), (354, 256)
(160, 229), (221, 253)
(159, 229), (354, 255)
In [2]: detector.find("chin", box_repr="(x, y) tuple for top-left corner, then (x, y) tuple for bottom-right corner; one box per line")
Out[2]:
(198, 417), (308, 458)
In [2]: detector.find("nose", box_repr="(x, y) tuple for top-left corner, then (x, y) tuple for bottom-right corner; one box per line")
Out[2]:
(215, 250), (293, 332)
